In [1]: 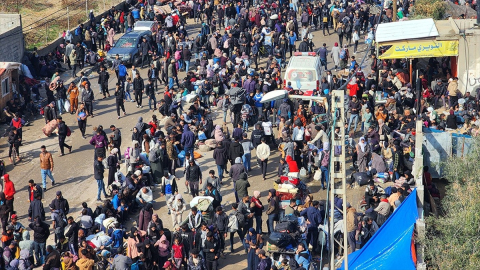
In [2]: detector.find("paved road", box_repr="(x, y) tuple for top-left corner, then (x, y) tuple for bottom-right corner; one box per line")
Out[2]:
(2, 18), (372, 269)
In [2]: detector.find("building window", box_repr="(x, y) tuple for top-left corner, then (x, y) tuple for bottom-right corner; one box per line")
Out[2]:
(1, 78), (9, 97)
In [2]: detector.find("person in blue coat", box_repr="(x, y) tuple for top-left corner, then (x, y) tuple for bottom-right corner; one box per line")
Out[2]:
(295, 243), (311, 270)
(181, 125), (195, 159)
(300, 200), (325, 252)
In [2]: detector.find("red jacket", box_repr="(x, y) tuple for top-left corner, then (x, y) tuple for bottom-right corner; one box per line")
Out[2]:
(3, 174), (15, 200)
(286, 155), (299, 173)
(172, 243), (184, 259)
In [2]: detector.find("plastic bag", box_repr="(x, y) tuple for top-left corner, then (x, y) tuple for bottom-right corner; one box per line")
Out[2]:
(313, 169), (322, 181)
(64, 100), (70, 112)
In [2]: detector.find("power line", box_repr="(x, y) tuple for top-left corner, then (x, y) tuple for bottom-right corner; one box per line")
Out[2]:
(0, 0), (86, 41)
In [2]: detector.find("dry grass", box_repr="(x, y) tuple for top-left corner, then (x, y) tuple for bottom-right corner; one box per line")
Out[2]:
(1, 0), (122, 50)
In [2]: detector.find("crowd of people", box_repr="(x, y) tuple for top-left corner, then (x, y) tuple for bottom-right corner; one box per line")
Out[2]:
(0, 0), (461, 269)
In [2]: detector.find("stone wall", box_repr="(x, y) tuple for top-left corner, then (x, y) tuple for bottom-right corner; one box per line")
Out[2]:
(0, 14), (24, 63)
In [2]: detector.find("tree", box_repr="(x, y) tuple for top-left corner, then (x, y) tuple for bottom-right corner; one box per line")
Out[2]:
(425, 138), (480, 269)
(413, 0), (447, 20)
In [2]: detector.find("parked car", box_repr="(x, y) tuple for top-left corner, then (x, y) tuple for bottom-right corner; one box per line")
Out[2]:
(106, 30), (151, 66)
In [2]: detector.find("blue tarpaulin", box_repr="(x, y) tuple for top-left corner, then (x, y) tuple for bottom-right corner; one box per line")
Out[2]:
(339, 189), (419, 270)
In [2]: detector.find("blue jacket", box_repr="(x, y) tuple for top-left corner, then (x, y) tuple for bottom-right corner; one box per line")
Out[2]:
(300, 206), (324, 229)
(288, 33), (297, 45)
(118, 64), (127, 77)
(181, 125), (195, 148)
(112, 194), (120, 210)
(253, 93), (263, 107)
(105, 228), (126, 249)
(295, 251), (311, 270)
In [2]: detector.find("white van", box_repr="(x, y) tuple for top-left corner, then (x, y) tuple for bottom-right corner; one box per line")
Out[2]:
(283, 52), (322, 93)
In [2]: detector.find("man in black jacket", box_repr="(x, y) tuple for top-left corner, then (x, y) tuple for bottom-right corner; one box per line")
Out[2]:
(229, 137), (244, 165)
(98, 65), (110, 98)
(82, 83), (95, 117)
(133, 72), (145, 108)
(145, 79), (157, 111)
(56, 116), (72, 156)
(29, 216), (50, 267)
(49, 190), (70, 215)
(212, 142), (228, 184)
(114, 82), (126, 119)
(213, 206), (228, 255)
(250, 124), (264, 148)
(298, 37), (309, 52)
(65, 216), (79, 255)
(186, 159), (202, 198)
(347, 96), (361, 134)
(56, 81), (67, 115)
(433, 79), (447, 109)
(203, 231), (219, 270)
(94, 156), (108, 201)
(44, 102), (57, 124)
(140, 37), (152, 68)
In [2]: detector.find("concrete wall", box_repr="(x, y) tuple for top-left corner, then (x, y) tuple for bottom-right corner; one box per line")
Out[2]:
(36, 2), (127, 57)
(0, 14), (24, 63)
(455, 19), (480, 95)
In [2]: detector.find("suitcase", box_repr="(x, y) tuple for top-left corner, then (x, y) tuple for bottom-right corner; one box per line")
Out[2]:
(268, 232), (294, 248)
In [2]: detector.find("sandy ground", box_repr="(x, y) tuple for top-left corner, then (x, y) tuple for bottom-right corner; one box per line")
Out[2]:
(0, 17), (391, 269)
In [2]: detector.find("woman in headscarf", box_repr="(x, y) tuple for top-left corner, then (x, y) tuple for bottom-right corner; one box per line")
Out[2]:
(356, 137), (370, 172)
(126, 227), (145, 260)
(129, 140), (141, 172)
(64, 30), (73, 44)
(330, 42), (341, 69)
(107, 148), (119, 186)
(446, 109), (457, 129)
(246, 228), (261, 270)
(147, 223), (161, 243)
(167, 194), (187, 227)
(155, 234), (170, 268)
(107, 26), (115, 47)
(138, 203), (153, 232)
(251, 191), (264, 234)
(149, 143), (164, 184)
(214, 125), (225, 142)
(131, 127), (142, 142)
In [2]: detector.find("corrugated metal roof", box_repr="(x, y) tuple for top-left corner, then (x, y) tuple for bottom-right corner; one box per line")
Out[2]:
(376, 18), (439, 43)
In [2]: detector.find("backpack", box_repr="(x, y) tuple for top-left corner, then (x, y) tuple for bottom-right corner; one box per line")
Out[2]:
(321, 150), (330, 167)
(345, 23), (352, 33)
(236, 210), (246, 227)
(340, 49), (346, 59)
(55, 211), (67, 229)
(213, 189), (222, 203)
(124, 147), (131, 159)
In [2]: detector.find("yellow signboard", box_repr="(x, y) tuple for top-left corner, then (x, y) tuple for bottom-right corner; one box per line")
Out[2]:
(378, 40), (458, 59)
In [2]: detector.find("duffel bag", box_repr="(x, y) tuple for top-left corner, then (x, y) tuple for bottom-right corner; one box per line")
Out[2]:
(268, 232), (294, 248)
(274, 220), (297, 233)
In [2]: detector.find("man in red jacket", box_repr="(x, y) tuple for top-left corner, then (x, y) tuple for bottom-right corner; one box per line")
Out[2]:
(3, 174), (16, 218)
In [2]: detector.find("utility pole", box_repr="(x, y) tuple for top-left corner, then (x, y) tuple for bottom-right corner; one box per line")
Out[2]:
(67, 7), (70, 30)
(393, 0), (397, 22)
(329, 90), (348, 269)
(86, 0), (88, 17)
(45, 23), (48, 44)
